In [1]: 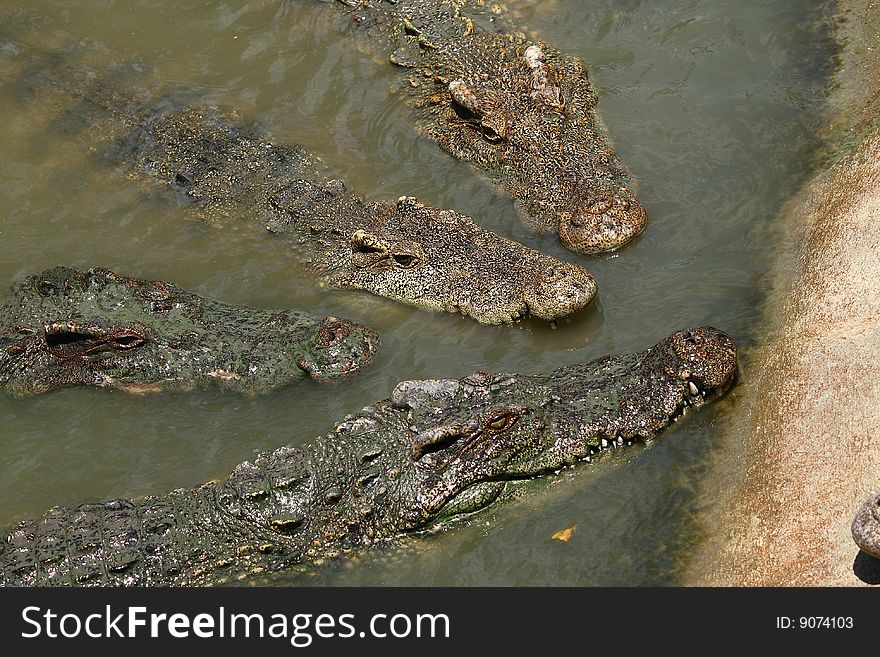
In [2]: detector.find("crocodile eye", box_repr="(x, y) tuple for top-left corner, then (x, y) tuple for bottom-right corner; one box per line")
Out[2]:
(523, 44), (565, 111)
(481, 125), (504, 143)
(392, 253), (419, 268)
(448, 79), (508, 143)
(37, 280), (58, 296)
(44, 324), (147, 358)
(486, 411), (518, 433)
(110, 334), (146, 349)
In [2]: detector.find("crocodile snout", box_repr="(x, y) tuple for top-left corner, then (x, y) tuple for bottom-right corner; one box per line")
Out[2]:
(670, 326), (738, 392)
(558, 188), (647, 254)
(523, 261), (597, 321)
(297, 317), (381, 381)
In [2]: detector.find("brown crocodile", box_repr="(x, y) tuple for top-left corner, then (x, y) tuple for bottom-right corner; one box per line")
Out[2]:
(321, 0), (647, 254)
(1, 42), (598, 325)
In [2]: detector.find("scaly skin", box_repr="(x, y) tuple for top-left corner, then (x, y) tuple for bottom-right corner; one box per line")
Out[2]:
(0, 327), (736, 586)
(0, 266), (379, 396)
(852, 492), (880, 559)
(325, 0), (647, 254)
(3, 46), (597, 325)
(119, 108), (597, 324)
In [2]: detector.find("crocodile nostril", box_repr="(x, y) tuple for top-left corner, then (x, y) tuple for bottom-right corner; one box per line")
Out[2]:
(585, 195), (614, 215)
(558, 211), (583, 228)
(318, 321), (349, 346)
(543, 267), (562, 283)
(110, 335), (145, 349)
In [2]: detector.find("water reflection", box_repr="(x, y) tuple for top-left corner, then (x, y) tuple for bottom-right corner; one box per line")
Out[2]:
(0, 0), (834, 584)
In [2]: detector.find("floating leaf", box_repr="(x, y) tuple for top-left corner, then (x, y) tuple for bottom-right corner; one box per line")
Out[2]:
(551, 524), (576, 542)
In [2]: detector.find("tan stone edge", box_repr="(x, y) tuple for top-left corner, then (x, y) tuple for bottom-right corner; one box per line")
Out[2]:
(687, 0), (880, 586)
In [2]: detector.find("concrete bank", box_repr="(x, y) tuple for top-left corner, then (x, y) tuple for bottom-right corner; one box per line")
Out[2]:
(691, 0), (880, 585)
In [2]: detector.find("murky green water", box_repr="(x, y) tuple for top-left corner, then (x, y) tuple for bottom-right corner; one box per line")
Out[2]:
(0, 0), (834, 585)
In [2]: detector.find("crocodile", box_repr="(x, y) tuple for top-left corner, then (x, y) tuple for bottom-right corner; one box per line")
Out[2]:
(2, 46), (597, 326)
(0, 326), (736, 586)
(852, 492), (880, 560)
(320, 0), (647, 254)
(0, 266), (379, 396)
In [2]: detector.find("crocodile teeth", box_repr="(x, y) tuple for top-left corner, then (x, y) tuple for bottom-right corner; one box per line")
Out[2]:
(616, 437), (624, 446)
(688, 382), (699, 397)
(601, 438), (609, 448)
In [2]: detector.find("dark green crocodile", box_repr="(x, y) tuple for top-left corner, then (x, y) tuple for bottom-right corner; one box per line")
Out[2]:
(3, 46), (597, 325)
(321, 0), (647, 254)
(0, 326), (736, 586)
(852, 492), (880, 560)
(0, 266), (379, 396)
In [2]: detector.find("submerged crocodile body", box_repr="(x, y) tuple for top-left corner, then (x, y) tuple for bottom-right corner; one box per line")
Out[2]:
(324, 0), (647, 254)
(852, 492), (880, 560)
(0, 327), (736, 586)
(0, 266), (379, 396)
(2, 46), (597, 325)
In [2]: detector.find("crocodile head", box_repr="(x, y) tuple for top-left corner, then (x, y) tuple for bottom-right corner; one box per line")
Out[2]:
(136, 109), (597, 325)
(0, 266), (379, 395)
(388, 326), (735, 529)
(852, 492), (880, 559)
(418, 42), (647, 254)
(330, 196), (597, 324)
(288, 327), (736, 545)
